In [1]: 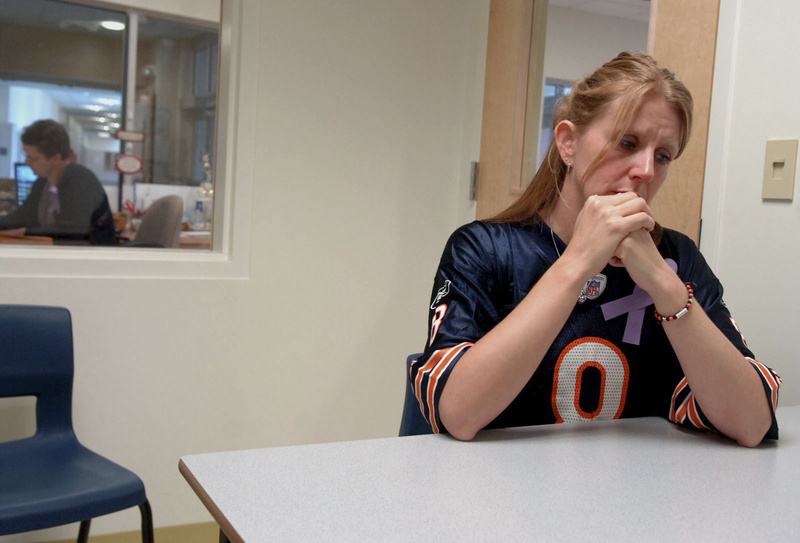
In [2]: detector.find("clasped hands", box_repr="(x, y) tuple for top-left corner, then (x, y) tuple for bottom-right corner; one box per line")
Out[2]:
(565, 192), (678, 299)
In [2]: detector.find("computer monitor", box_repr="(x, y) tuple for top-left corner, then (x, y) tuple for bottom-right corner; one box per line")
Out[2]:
(14, 163), (37, 206)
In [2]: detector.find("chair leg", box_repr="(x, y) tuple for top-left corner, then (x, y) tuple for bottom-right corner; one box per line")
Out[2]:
(139, 499), (154, 543)
(77, 520), (91, 543)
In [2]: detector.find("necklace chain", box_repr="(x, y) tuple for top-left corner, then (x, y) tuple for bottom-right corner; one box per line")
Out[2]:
(548, 212), (562, 259)
(550, 223), (561, 259)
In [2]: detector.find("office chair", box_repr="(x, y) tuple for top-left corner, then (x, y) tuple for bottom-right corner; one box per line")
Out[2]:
(399, 353), (434, 436)
(0, 305), (154, 543)
(127, 194), (184, 248)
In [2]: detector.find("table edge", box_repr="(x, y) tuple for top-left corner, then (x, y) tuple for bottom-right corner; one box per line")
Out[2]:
(178, 457), (244, 543)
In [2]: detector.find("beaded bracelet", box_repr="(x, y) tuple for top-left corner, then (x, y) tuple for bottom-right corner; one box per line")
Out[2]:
(654, 284), (694, 322)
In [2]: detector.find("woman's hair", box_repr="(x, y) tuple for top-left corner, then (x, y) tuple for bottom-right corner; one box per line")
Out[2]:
(489, 51), (693, 226)
(21, 119), (72, 159)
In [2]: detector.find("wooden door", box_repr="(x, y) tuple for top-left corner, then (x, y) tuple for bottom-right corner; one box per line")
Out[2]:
(648, 0), (720, 242)
(475, 0), (545, 220)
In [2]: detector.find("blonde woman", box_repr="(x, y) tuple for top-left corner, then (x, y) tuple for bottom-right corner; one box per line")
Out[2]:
(412, 52), (780, 446)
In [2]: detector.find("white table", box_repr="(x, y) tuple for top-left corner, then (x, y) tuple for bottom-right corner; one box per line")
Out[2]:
(180, 406), (799, 542)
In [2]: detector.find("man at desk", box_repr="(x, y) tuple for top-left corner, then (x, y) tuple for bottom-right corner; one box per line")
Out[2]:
(0, 119), (115, 245)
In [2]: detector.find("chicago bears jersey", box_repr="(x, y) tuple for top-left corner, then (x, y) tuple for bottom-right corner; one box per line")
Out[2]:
(411, 220), (780, 439)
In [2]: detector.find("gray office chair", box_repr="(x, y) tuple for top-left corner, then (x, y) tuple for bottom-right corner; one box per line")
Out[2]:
(128, 195), (184, 248)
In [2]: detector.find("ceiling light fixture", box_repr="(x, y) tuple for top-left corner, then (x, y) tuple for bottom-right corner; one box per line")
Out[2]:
(100, 21), (125, 31)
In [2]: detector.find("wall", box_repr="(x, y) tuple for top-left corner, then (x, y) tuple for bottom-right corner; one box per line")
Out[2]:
(79, 0), (219, 24)
(80, 134), (119, 185)
(701, 0), (799, 408)
(5, 87), (63, 173)
(0, 22), (124, 87)
(8, 87), (63, 130)
(543, 6), (648, 83)
(0, 0), (488, 541)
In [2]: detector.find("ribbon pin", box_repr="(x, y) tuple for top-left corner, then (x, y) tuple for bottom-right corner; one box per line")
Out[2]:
(600, 259), (678, 345)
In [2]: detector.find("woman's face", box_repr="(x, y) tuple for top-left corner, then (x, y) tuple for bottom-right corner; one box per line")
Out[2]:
(557, 93), (683, 207)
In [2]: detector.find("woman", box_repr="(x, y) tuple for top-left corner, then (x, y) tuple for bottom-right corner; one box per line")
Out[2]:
(412, 52), (780, 446)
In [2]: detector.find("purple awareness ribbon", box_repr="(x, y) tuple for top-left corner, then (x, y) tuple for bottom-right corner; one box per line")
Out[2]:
(600, 259), (678, 345)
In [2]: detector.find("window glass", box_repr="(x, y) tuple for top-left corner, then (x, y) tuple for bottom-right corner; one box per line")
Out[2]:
(537, 79), (572, 168)
(0, 0), (218, 250)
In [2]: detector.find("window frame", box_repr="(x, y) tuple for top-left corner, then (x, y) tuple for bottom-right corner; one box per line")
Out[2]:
(0, 0), (255, 279)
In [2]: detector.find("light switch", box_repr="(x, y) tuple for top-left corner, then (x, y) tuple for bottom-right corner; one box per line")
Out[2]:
(762, 139), (797, 201)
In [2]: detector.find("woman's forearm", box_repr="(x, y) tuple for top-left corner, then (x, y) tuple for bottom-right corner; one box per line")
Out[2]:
(661, 303), (772, 447)
(439, 257), (587, 440)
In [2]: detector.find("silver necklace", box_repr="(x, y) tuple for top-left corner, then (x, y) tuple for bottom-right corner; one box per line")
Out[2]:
(550, 222), (562, 258)
(548, 218), (606, 303)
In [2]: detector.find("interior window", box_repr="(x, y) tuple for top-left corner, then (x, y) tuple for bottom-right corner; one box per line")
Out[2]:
(0, 0), (218, 250)
(538, 79), (572, 168)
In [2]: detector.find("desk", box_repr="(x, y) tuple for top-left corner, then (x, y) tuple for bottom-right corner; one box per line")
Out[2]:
(0, 230), (53, 245)
(180, 406), (799, 542)
(117, 229), (212, 249)
(179, 231), (212, 250)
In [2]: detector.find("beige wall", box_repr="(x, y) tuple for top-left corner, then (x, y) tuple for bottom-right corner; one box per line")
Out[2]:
(701, 0), (799, 408)
(0, 0), (488, 540)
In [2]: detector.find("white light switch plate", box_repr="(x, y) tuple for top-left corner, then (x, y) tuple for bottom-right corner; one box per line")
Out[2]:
(762, 139), (797, 201)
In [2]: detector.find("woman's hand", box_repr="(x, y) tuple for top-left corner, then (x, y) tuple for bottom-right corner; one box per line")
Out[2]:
(615, 226), (691, 320)
(563, 192), (655, 279)
(614, 227), (668, 284)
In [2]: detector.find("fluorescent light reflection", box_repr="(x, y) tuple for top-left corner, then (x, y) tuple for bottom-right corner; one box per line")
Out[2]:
(100, 21), (125, 31)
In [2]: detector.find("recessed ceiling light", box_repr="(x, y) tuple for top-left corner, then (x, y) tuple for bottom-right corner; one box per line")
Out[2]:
(100, 21), (125, 31)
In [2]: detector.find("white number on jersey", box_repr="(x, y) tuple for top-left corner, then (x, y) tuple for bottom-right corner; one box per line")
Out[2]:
(551, 337), (630, 423)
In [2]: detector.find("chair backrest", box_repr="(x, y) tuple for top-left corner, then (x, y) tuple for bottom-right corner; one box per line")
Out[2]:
(133, 195), (184, 248)
(0, 305), (75, 437)
(399, 353), (434, 436)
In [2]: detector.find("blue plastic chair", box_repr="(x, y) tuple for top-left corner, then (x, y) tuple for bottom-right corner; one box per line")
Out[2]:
(399, 353), (434, 436)
(0, 305), (153, 542)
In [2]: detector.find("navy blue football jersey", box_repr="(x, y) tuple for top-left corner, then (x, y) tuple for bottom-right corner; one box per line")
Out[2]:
(411, 220), (780, 439)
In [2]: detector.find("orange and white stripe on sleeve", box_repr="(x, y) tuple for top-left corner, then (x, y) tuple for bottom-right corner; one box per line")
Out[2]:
(669, 358), (781, 432)
(410, 343), (473, 434)
(669, 377), (714, 431)
(747, 357), (782, 413)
